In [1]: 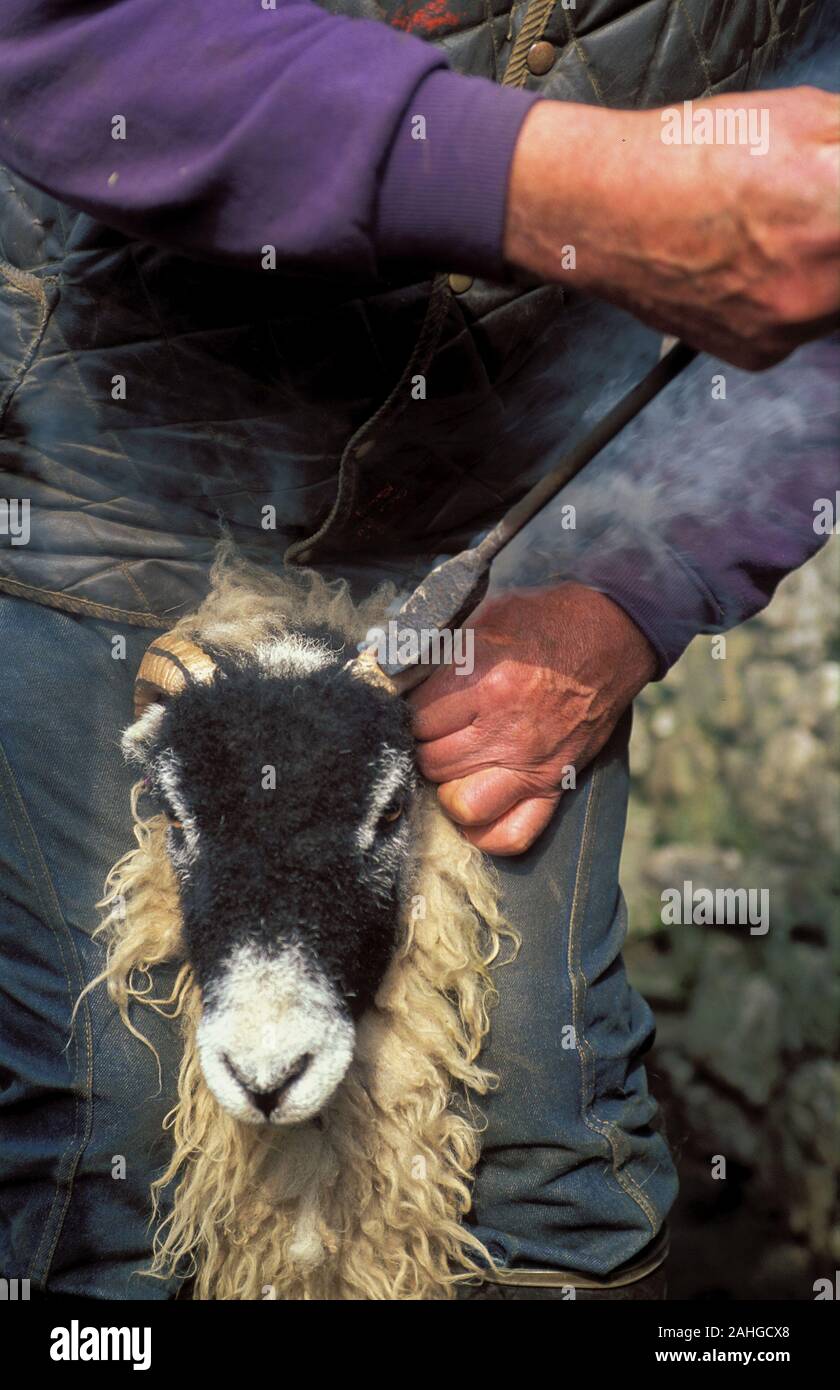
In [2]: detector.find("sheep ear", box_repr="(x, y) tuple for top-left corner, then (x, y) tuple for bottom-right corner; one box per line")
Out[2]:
(121, 700), (167, 768)
(133, 633), (217, 718)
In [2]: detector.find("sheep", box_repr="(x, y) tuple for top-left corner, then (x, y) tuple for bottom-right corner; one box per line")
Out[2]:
(93, 545), (511, 1300)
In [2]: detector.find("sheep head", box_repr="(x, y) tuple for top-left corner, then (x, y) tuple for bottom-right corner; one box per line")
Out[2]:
(122, 627), (419, 1127)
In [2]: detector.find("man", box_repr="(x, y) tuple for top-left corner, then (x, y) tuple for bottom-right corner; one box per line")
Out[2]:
(0, 0), (837, 1299)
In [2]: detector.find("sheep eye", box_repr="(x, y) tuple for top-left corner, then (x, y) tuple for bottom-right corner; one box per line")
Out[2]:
(381, 799), (404, 825)
(167, 817), (183, 830)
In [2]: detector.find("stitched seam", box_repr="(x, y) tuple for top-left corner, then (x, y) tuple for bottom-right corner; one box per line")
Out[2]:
(708, 15), (809, 93)
(0, 574), (167, 627)
(0, 176), (48, 235)
(0, 264), (58, 427)
(638, 0), (677, 106)
(117, 560), (156, 610)
(74, 508), (158, 614)
(562, 6), (606, 105)
(483, 0), (502, 81)
(38, 300), (151, 500)
(567, 762), (657, 1231)
(675, 0), (713, 94)
(0, 738), (96, 1284)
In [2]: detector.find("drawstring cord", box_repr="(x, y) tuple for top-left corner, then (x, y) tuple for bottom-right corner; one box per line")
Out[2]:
(500, 0), (556, 87)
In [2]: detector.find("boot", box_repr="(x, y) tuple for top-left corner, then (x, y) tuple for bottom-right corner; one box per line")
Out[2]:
(456, 1227), (669, 1300)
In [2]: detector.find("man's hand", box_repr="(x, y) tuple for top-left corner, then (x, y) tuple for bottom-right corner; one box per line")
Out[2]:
(505, 86), (840, 370)
(408, 584), (656, 856)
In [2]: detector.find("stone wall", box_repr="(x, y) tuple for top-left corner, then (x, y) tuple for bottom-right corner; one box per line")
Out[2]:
(622, 539), (840, 1300)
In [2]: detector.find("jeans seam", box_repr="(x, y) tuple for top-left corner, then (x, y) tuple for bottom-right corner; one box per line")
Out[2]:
(0, 736), (96, 1285)
(566, 760), (657, 1233)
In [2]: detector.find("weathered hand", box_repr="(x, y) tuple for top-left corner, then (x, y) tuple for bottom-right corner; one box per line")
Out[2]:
(408, 584), (656, 856)
(506, 86), (840, 370)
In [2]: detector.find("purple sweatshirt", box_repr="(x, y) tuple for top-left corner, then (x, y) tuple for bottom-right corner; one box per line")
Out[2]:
(0, 0), (537, 277)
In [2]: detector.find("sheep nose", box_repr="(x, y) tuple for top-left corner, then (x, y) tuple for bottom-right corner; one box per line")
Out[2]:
(249, 1087), (282, 1119)
(235, 1053), (313, 1118)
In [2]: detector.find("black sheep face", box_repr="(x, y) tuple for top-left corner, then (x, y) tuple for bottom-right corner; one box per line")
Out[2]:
(122, 633), (418, 1126)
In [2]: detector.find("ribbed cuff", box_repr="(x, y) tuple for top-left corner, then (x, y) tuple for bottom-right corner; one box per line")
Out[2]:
(374, 68), (541, 279)
(578, 553), (725, 681)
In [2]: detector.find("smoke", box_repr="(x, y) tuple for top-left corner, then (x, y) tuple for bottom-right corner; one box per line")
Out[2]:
(490, 334), (839, 601)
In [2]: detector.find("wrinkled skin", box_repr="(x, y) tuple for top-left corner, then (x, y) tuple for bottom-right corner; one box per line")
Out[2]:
(507, 88), (840, 370)
(411, 584), (656, 856)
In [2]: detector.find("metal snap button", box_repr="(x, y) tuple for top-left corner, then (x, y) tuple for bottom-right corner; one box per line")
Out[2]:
(527, 40), (556, 76)
(448, 272), (474, 294)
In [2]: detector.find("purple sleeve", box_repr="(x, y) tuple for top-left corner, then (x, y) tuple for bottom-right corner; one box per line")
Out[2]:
(573, 338), (840, 674)
(493, 336), (840, 677)
(0, 0), (538, 276)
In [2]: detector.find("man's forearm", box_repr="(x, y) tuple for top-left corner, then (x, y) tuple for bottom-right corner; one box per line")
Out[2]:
(3, 4), (836, 357)
(0, 0), (536, 277)
(505, 89), (840, 368)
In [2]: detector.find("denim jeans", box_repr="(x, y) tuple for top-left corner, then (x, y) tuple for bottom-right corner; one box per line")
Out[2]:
(472, 706), (678, 1274)
(0, 593), (676, 1297)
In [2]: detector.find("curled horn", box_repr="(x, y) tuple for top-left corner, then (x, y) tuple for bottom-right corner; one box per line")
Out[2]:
(133, 633), (218, 718)
(343, 646), (398, 696)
